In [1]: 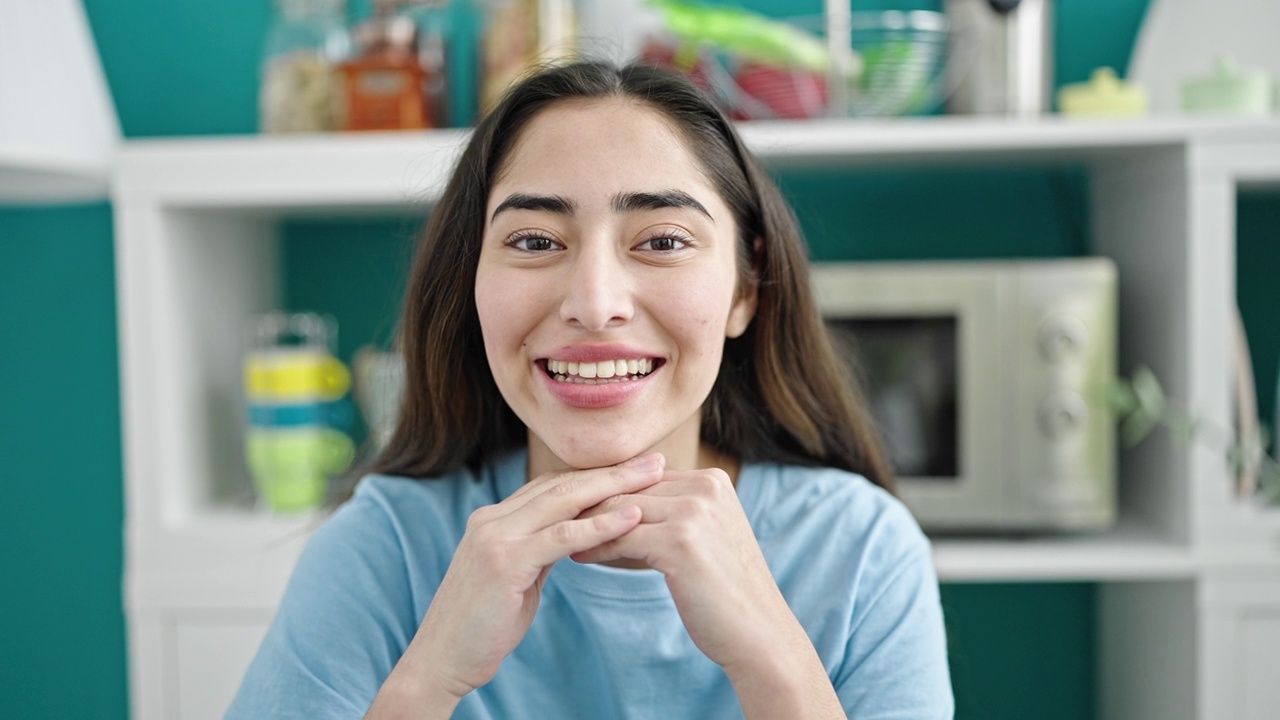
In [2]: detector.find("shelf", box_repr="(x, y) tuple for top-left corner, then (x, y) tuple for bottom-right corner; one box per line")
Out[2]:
(114, 116), (1280, 214)
(1, 149), (111, 203)
(932, 517), (1196, 583)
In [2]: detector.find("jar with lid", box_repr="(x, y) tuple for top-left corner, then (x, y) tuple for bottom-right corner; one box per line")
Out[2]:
(478, 0), (581, 113)
(260, 0), (352, 133)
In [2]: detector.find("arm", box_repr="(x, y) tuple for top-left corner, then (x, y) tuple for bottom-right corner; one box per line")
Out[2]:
(722, 621), (847, 720)
(229, 458), (662, 719)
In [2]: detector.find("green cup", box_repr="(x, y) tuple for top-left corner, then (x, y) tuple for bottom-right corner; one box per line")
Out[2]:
(245, 427), (355, 512)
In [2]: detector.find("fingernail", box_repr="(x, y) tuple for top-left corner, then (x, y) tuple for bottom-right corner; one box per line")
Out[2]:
(627, 452), (663, 471)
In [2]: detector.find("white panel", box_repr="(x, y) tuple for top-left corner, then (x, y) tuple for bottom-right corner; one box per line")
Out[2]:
(173, 617), (272, 720)
(1092, 148), (1194, 544)
(0, 0), (121, 202)
(128, 613), (168, 720)
(1240, 611), (1280, 720)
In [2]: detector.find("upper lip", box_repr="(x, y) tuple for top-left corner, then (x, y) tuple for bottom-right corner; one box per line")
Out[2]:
(541, 343), (662, 363)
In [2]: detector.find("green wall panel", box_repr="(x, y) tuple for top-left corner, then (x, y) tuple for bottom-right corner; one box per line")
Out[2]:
(1238, 193), (1280, 432)
(942, 583), (1097, 720)
(779, 166), (1089, 261)
(0, 203), (128, 720)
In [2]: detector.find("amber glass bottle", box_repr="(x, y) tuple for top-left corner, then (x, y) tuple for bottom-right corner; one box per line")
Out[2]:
(339, 0), (434, 131)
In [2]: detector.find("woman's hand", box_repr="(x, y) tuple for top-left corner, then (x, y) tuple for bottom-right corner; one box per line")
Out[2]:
(571, 465), (845, 719)
(570, 465), (806, 672)
(370, 454), (665, 713)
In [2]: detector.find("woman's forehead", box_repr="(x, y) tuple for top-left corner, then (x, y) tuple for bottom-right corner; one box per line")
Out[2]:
(489, 98), (719, 208)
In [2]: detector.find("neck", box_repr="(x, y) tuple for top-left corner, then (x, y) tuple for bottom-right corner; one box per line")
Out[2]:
(524, 414), (740, 484)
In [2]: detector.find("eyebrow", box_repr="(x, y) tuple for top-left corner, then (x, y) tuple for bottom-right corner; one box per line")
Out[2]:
(490, 193), (576, 221)
(612, 190), (713, 221)
(489, 189), (713, 222)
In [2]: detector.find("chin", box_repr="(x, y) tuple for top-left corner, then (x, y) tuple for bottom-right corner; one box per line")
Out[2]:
(545, 435), (655, 470)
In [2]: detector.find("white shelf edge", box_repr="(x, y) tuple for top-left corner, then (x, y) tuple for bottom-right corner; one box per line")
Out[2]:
(112, 116), (1280, 213)
(1, 150), (111, 203)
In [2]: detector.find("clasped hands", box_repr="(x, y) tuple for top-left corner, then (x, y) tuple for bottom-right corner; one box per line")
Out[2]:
(404, 452), (800, 703)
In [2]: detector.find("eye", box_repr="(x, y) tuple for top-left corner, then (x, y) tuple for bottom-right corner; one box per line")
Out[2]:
(505, 232), (563, 253)
(635, 233), (692, 253)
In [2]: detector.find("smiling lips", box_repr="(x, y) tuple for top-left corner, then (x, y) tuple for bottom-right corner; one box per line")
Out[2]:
(545, 358), (658, 383)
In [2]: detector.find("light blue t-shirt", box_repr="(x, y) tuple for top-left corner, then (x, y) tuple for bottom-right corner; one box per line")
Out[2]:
(227, 449), (953, 719)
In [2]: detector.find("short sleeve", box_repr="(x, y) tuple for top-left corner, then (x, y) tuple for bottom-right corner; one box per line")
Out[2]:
(835, 510), (954, 719)
(225, 490), (419, 719)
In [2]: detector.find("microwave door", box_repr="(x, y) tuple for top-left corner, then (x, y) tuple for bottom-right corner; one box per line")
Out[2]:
(812, 264), (1007, 531)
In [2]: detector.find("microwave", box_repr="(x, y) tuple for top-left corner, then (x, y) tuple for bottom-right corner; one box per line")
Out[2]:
(810, 258), (1118, 533)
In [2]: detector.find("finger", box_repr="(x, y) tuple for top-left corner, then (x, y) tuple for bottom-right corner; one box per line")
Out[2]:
(577, 492), (678, 523)
(498, 452), (665, 517)
(510, 455), (667, 531)
(526, 505), (644, 567)
(569, 522), (655, 565)
(577, 468), (734, 520)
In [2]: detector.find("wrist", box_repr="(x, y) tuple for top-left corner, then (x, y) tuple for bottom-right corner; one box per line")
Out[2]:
(722, 635), (843, 720)
(365, 659), (466, 720)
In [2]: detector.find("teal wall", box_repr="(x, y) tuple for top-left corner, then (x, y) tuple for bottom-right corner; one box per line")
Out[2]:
(16, 1), (1278, 719)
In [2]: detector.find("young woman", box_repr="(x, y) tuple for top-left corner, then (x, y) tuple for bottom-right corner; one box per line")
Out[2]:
(228, 61), (953, 719)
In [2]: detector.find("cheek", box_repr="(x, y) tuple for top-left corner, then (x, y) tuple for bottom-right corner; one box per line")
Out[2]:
(474, 271), (515, 356)
(669, 280), (736, 353)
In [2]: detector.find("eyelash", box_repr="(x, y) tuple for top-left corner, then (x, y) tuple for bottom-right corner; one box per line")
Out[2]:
(504, 231), (563, 253)
(635, 230), (694, 253)
(503, 229), (696, 254)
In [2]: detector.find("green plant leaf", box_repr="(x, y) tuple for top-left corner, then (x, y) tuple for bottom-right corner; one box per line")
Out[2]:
(1119, 366), (1166, 447)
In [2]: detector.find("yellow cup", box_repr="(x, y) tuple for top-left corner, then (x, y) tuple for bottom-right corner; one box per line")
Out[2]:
(245, 351), (351, 401)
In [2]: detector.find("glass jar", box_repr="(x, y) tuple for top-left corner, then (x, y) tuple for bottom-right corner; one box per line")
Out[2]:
(260, 0), (352, 133)
(478, 0), (581, 113)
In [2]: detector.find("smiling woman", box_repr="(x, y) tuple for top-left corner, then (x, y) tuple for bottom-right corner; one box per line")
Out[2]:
(477, 99), (755, 471)
(226, 61), (953, 720)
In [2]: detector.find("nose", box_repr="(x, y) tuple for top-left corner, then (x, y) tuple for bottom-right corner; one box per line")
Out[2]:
(558, 244), (634, 331)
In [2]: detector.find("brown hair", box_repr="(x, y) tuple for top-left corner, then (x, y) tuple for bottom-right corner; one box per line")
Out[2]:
(369, 61), (894, 493)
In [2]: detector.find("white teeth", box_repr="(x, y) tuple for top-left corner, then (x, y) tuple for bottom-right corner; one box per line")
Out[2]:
(545, 357), (658, 382)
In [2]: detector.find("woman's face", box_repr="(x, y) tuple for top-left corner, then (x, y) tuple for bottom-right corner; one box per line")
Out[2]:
(475, 98), (756, 473)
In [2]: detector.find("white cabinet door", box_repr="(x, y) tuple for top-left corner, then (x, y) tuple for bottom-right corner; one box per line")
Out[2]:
(1239, 609), (1280, 720)
(1202, 576), (1280, 720)
(172, 616), (271, 720)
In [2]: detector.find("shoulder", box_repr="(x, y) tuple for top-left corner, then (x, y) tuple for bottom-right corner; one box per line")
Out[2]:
(744, 463), (928, 561)
(743, 466), (952, 714)
(320, 457), (511, 560)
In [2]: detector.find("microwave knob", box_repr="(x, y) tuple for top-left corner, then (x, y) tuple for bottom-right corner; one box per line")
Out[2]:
(1037, 317), (1086, 362)
(1039, 392), (1088, 437)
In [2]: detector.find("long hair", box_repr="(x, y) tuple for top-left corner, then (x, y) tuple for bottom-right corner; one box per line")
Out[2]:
(370, 61), (894, 493)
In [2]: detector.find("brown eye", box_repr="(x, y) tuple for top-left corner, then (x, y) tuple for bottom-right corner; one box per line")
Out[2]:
(636, 235), (690, 252)
(507, 234), (562, 253)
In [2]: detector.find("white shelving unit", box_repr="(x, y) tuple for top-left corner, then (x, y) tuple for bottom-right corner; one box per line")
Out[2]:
(115, 116), (1280, 720)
